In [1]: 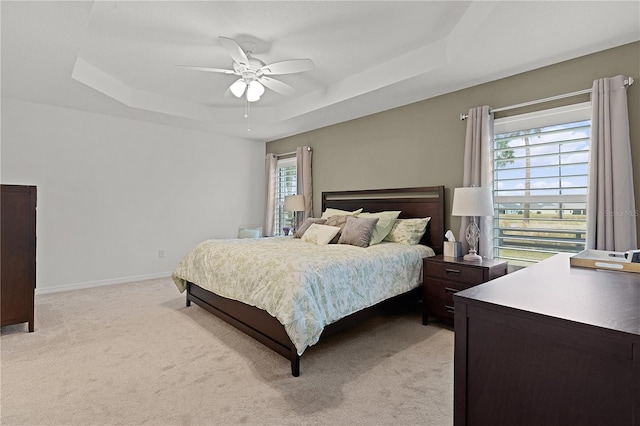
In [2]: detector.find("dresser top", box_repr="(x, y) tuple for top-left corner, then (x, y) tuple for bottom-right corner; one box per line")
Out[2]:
(455, 253), (640, 337)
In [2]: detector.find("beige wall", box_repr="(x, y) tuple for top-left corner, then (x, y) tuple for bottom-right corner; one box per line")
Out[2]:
(267, 41), (640, 239)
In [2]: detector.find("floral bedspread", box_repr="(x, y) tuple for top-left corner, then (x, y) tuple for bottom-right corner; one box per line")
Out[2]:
(172, 237), (433, 355)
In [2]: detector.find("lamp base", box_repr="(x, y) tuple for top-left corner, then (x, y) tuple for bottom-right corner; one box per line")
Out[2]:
(463, 250), (483, 262)
(464, 219), (483, 262)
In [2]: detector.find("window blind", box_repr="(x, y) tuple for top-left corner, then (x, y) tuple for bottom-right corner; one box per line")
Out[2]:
(493, 105), (590, 267)
(275, 157), (297, 235)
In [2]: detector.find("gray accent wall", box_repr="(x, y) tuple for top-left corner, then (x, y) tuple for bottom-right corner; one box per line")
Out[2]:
(267, 42), (640, 240)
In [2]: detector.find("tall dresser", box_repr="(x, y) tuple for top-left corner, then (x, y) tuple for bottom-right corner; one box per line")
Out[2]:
(1, 185), (37, 332)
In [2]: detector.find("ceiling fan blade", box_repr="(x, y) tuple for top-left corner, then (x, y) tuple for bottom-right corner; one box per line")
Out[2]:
(260, 59), (314, 75)
(176, 65), (236, 74)
(219, 36), (250, 67)
(258, 76), (296, 96)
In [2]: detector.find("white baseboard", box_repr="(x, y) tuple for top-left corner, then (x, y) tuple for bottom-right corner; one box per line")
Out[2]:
(35, 272), (173, 295)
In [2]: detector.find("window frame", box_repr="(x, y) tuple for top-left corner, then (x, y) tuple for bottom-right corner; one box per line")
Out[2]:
(274, 156), (297, 236)
(492, 102), (591, 266)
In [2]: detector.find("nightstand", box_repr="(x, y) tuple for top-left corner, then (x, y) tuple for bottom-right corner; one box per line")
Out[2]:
(422, 255), (507, 324)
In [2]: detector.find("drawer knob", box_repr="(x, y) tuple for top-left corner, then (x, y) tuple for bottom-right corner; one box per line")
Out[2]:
(445, 287), (459, 294)
(445, 268), (461, 274)
(445, 305), (455, 314)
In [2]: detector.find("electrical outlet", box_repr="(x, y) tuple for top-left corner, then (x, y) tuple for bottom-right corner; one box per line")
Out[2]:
(158, 249), (165, 258)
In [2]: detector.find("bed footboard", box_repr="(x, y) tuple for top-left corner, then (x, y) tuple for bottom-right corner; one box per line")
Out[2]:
(187, 282), (301, 376)
(186, 282), (421, 377)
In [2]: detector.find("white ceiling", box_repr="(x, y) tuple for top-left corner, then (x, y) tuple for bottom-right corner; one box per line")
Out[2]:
(2, 1), (639, 142)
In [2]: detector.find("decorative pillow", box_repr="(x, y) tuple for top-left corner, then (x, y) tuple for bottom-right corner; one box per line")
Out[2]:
(324, 215), (349, 243)
(384, 217), (431, 245)
(337, 216), (379, 248)
(320, 207), (363, 219)
(358, 211), (401, 245)
(294, 218), (326, 238)
(301, 224), (341, 246)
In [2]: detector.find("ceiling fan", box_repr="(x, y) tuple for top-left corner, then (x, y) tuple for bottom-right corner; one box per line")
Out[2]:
(180, 36), (314, 102)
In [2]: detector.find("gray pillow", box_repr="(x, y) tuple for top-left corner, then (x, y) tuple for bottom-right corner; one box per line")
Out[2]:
(294, 218), (326, 238)
(338, 216), (379, 248)
(325, 215), (349, 243)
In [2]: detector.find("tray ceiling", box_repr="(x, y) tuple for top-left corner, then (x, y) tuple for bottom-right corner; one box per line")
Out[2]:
(2, 1), (639, 142)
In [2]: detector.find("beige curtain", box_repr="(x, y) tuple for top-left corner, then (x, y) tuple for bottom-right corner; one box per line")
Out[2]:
(586, 75), (636, 251)
(296, 146), (313, 228)
(459, 106), (494, 258)
(263, 153), (277, 237)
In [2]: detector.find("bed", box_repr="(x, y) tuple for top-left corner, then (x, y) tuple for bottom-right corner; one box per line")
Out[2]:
(172, 186), (444, 376)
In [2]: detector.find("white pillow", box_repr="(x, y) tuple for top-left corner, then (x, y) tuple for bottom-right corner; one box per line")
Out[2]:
(358, 211), (401, 245)
(384, 217), (431, 245)
(320, 207), (363, 219)
(301, 224), (341, 245)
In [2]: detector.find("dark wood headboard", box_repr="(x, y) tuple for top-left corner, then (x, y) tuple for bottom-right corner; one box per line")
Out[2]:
(322, 186), (445, 254)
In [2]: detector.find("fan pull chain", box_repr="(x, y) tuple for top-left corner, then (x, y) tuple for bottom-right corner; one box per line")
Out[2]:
(245, 98), (251, 132)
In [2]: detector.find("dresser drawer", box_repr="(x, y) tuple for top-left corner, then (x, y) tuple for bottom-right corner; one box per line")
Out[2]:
(426, 261), (485, 285)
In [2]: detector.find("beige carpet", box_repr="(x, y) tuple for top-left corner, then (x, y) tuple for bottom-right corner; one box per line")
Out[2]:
(1, 278), (454, 425)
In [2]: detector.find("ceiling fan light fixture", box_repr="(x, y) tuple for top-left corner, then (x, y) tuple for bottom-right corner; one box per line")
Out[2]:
(183, 36), (314, 109)
(246, 80), (265, 102)
(229, 79), (247, 98)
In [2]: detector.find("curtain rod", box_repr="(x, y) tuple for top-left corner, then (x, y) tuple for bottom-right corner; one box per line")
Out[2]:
(459, 76), (634, 120)
(275, 146), (312, 157)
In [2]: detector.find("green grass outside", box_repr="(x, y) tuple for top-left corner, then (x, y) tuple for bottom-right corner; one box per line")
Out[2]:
(495, 212), (586, 267)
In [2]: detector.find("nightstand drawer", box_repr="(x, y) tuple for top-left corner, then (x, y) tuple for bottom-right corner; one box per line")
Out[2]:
(426, 262), (485, 285)
(422, 255), (508, 325)
(425, 278), (469, 303)
(424, 278), (460, 320)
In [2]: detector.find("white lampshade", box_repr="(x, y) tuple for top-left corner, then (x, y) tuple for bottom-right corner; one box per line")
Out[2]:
(284, 194), (305, 212)
(451, 187), (493, 217)
(246, 80), (265, 102)
(229, 79), (247, 98)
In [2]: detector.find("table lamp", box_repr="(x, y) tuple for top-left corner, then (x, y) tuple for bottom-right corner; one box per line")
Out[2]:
(451, 187), (493, 262)
(284, 194), (305, 235)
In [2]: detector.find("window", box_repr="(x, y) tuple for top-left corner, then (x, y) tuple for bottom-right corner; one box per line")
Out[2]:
(493, 103), (591, 267)
(275, 157), (297, 236)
